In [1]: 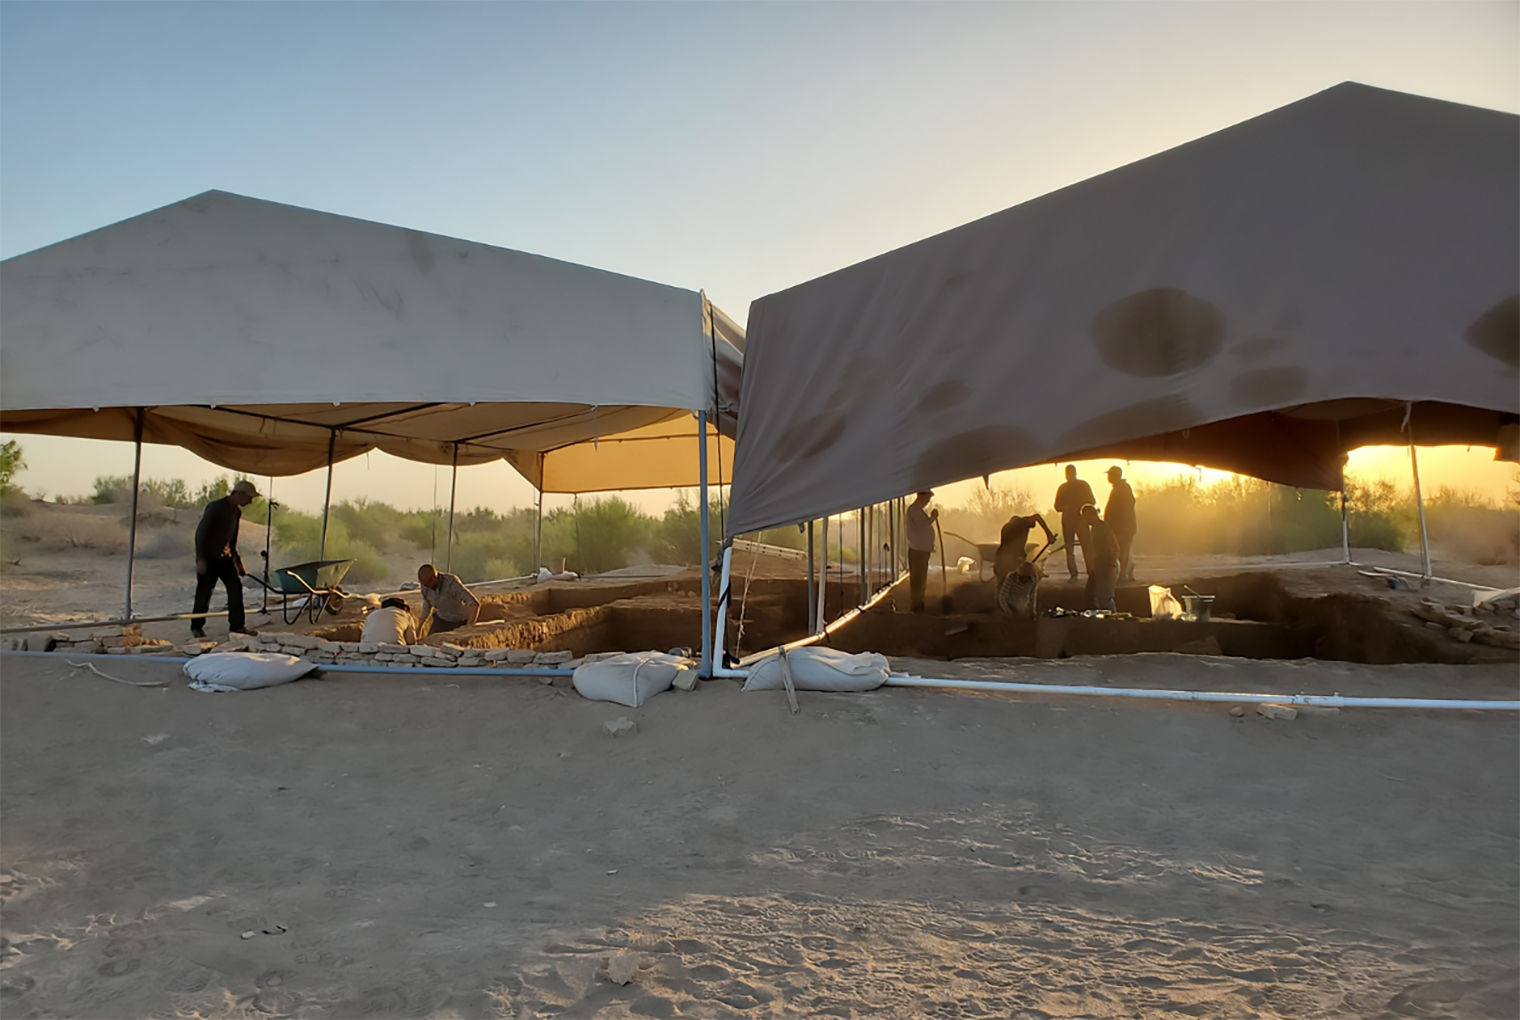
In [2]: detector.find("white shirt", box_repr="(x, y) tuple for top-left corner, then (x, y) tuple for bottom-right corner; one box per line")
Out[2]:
(362, 606), (417, 646)
(905, 503), (936, 552)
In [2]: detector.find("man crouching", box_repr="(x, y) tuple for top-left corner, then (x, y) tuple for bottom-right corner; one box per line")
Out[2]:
(416, 563), (480, 637)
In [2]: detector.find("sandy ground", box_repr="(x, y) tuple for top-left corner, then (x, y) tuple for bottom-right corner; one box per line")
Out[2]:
(2, 652), (1518, 1019)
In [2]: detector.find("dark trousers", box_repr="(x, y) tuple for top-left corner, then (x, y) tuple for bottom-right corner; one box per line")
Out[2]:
(1116, 530), (1135, 582)
(1061, 514), (1090, 578)
(908, 549), (931, 612)
(1085, 563), (1118, 611)
(192, 556), (244, 633)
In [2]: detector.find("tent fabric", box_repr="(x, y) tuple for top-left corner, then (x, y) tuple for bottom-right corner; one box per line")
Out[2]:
(1, 191), (742, 493)
(726, 83), (1519, 536)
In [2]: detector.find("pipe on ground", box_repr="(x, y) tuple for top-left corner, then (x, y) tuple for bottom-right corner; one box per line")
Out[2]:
(884, 675), (1520, 711)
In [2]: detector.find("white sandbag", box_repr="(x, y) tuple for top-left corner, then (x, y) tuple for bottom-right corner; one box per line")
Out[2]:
(1148, 585), (1185, 620)
(572, 651), (690, 708)
(743, 647), (889, 693)
(184, 652), (316, 692)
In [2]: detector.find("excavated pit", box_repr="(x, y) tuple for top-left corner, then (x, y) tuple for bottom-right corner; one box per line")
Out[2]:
(317, 570), (1513, 666)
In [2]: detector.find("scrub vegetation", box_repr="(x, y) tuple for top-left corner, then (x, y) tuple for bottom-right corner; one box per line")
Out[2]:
(0, 436), (1514, 589)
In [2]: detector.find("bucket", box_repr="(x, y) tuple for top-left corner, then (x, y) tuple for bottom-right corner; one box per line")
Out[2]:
(1182, 594), (1215, 623)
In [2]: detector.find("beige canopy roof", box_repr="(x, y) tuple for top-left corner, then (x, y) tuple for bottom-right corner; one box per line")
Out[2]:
(1, 191), (743, 492)
(726, 83), (1518, 535)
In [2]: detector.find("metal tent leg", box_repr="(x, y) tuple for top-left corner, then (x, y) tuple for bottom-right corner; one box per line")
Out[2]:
(318, 430), (336, 559)
(1410, 441), (1432, 579)
(123, 408), (144, 619)
(699, 411), (712, 677)
(445, 443), (459, 574)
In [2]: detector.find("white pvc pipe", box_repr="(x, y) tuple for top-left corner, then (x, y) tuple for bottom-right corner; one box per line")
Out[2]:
(884, 674), (1520, 711)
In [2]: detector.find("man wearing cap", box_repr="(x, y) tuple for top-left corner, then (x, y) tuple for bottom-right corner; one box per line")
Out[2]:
(904, 490), (938, 613)
(190, 479), (259, 639)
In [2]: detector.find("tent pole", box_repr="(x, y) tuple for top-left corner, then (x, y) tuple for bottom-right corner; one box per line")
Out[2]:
(699, 410), (713, 676)
(445, 443), (459, 574)
(806, 520), (816, 629)
(1339, 466), (1351, 565)
(817, 516), (828, 633)
(1409, 439), (1432, 580)
(123, 408), (144, 620)
(534, 485), (544, 573)
(318, 430), (336, 559)
(858, 507), (866, 605)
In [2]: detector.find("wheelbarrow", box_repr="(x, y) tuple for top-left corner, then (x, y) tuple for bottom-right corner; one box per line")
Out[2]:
(251, 558), (358, 625)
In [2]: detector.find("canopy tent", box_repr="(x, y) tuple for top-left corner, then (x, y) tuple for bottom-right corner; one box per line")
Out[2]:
(724, 83), (1518, 538)
(2, 191), (743, 666)
(1, 190), (743, 493)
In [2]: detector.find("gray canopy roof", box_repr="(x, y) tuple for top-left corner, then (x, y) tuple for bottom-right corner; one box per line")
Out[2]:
(726, 83), (1518, 536)
(1, 191), (744, 493)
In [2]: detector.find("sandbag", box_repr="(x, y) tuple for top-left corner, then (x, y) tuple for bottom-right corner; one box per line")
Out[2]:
(743, 647), (889, 693)
(184, 652), (316, 692)
(572, 651), (690, 708)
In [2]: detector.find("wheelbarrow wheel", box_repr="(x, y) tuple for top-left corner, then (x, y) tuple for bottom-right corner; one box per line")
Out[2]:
(324, 592), (344, 616)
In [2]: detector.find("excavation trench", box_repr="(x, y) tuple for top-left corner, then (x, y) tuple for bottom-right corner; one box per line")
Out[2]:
(317, 571), (1510, 666)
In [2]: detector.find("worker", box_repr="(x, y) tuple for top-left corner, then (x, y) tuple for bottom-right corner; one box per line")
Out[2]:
(1052, 465), (1095, 581)
(992, 512), (1055, 618)
(1105, 465), (1138, 582)
(992, 513), (1055, 587)
(190, 479), (259, 639)
(905, 491), (938, 613)
(416, 563), (481, 635)
(1080, 504), (1121, 611)
(362, 596), (418, 646)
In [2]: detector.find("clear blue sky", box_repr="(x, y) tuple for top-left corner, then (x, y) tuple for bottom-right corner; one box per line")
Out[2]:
(3, 0), (1517, 513)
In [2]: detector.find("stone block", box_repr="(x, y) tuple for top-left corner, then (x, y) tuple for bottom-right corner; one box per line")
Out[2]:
(1257, 703), (1298, 721)
(420, 657), (454, 669)
(438, 643), (468, 659)
(605, 951), (640, 985)
(378, 643), (410, 654)
(410, 645), (434, 657)
(357, 642), (379, 654)
(280, 633), (323, 651)
(672, 668), (700, 691)
(536, 650), (574, 664)
(319, 641), (344, 654)
(603, 717), (636, 737)
(505, 649), (537, 665)
(482, 648), (509, 662)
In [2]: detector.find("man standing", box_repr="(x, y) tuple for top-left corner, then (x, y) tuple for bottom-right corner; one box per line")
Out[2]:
(1080, 504), (1121, 611)
(417, 563), (481, 635)
(904, 491), (938, 613)
(1105, 465), (1138, 583)
(1052, 465), (1096, 581)
(191, 479), (259, 639)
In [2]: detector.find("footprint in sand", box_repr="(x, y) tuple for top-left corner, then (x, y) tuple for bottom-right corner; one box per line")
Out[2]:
(161, 960), (214, 993)
(96, 936), (146, 978)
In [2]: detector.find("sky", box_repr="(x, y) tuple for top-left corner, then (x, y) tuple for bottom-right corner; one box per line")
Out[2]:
(2, 0), (1517, 517)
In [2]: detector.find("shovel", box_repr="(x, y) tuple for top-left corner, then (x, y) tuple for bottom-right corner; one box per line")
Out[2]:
(933, 516), (952, 613)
